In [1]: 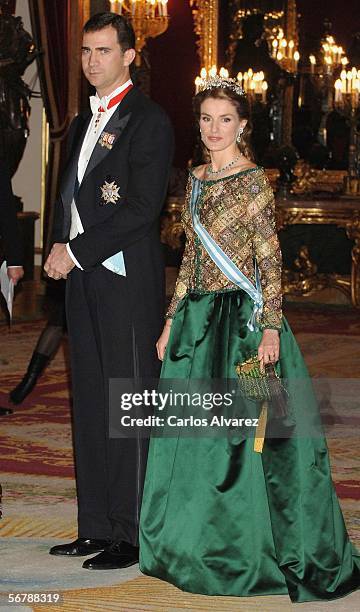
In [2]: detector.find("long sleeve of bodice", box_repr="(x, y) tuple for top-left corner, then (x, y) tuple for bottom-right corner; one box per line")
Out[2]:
(166, 234), (194, 318)
(247, 176), (283, 330)
(166, 178), (196, 319)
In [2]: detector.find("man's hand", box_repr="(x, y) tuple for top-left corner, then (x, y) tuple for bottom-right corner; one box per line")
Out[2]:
(7, 266), (24, 286)
(44, 243), (75, 280)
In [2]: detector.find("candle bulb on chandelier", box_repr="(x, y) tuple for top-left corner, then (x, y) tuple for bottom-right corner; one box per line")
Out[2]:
(272, 38), (278, 58)
(309, 55), (316, 74)
(334, 79), (342, 104)
(294, 50), (300, 71)
(340, 70), (346, 93)
(209, 65), (217, 77)
(243, 72), (249, 93)
(262, 81), (268, 103)
(288, 39), (294, 59)
(195, 76), (201, 95)
(346, 71), (352, 94)
(219, 67), (229, 78)
(352, 67), (357, 91)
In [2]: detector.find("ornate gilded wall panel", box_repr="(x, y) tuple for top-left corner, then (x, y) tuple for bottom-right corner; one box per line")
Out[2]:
(190, 0), (219, 70)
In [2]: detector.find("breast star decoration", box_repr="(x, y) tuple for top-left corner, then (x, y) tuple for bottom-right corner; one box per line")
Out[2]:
(100, 180), (121, 205)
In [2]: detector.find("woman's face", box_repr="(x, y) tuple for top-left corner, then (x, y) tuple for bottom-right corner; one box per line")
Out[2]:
(199, 97), (247, 153)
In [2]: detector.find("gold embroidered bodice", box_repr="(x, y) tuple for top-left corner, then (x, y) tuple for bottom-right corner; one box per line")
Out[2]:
(167, 166), (283, 330)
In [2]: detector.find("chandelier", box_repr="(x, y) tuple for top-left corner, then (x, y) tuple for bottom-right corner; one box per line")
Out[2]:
(308, 35), (349, 76)
(271, 27), (300, 73)
(237, 70), (268, 103)
(334, 68), (360, 108)
(110, 0), (169, 65)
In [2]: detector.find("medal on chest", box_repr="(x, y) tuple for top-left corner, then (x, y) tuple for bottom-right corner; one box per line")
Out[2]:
(100, 180), (121, 205)
(99, 131), (116, 150)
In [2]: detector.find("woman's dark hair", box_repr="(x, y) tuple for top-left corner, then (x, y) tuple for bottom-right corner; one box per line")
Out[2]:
(193, 87), (254, 162)
(83, 12), (135, 52)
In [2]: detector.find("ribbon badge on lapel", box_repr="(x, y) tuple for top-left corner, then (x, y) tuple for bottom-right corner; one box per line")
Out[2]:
(100, 180), (121, 205)
(99, 131), (116, 150)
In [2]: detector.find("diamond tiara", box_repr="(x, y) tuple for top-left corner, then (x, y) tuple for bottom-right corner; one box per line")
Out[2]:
(197, 75), (245, 97)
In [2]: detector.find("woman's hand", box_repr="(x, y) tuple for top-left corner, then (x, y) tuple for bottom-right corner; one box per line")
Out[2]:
(257, 329), (280, 370)
(156, 320), (172, 361)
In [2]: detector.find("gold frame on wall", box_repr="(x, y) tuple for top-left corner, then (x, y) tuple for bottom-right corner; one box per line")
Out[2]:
(190, 0), (219, 70)
(189, 1), (297, 141)
(188, 1), (348, 193)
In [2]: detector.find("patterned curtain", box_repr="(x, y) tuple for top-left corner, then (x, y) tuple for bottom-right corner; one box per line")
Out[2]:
(28, 0), (86, 258)
(28, 0), (70, 258)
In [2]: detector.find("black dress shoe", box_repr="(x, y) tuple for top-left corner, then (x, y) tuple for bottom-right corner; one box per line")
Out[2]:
(49, 537), (110, 556)
(0, 407), (13, 415)
(82, 541), (139, 570)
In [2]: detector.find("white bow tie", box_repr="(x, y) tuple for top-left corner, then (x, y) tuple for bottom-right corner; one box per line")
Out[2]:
(89, 95), (108, 115)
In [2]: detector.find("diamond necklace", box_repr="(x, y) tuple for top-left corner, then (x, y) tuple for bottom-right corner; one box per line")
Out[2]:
(206, 154), (242, 176)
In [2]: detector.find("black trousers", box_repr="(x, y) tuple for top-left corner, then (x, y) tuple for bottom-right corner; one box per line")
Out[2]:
(66, 266), (156, 545)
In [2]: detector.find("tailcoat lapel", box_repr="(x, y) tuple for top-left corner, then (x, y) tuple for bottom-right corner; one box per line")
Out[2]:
(60, 114), (91, 206)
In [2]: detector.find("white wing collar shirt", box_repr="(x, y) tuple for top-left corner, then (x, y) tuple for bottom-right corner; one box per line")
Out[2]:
(66, 79), (133, 274)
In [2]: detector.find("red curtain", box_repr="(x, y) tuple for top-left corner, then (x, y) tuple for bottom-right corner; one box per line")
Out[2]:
(148, 0), (198, 168)
(29, 0), (71, 258)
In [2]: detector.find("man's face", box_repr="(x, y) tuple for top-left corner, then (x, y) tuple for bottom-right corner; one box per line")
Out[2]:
(81, 26), (134, 97)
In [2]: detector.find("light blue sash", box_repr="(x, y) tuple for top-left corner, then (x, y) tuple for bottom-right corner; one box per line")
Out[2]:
(190, 176), (263, 331)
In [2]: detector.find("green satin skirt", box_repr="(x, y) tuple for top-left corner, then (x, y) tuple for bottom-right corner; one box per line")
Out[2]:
(139, 289), (360, 602)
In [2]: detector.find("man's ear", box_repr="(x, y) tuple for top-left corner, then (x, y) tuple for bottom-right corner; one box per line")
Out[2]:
(123, 48), (136, 66)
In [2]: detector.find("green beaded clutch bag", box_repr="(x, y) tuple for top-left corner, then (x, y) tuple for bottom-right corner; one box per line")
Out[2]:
(235, 355), (288, 417)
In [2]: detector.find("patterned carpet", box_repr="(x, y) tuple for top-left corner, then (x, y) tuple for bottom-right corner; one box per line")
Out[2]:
(0, 308), (359, 610)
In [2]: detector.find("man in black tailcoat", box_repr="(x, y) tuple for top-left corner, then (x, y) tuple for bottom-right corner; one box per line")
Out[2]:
(44, 13), (174, 569)
(0, 159), (24, 285)
(0, 158), (24, 416)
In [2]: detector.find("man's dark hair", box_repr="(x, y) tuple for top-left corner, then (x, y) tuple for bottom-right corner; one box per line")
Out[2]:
(83, 12), (135, 51)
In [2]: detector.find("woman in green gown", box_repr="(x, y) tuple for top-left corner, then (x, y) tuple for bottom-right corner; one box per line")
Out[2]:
(139, 76), (360, 603)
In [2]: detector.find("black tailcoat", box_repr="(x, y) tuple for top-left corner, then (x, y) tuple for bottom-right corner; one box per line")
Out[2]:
(53, 87), (174, 543)
(0, 160), (23, 266)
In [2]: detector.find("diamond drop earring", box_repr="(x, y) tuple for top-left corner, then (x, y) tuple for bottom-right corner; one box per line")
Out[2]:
(236, 127), (244, 144)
